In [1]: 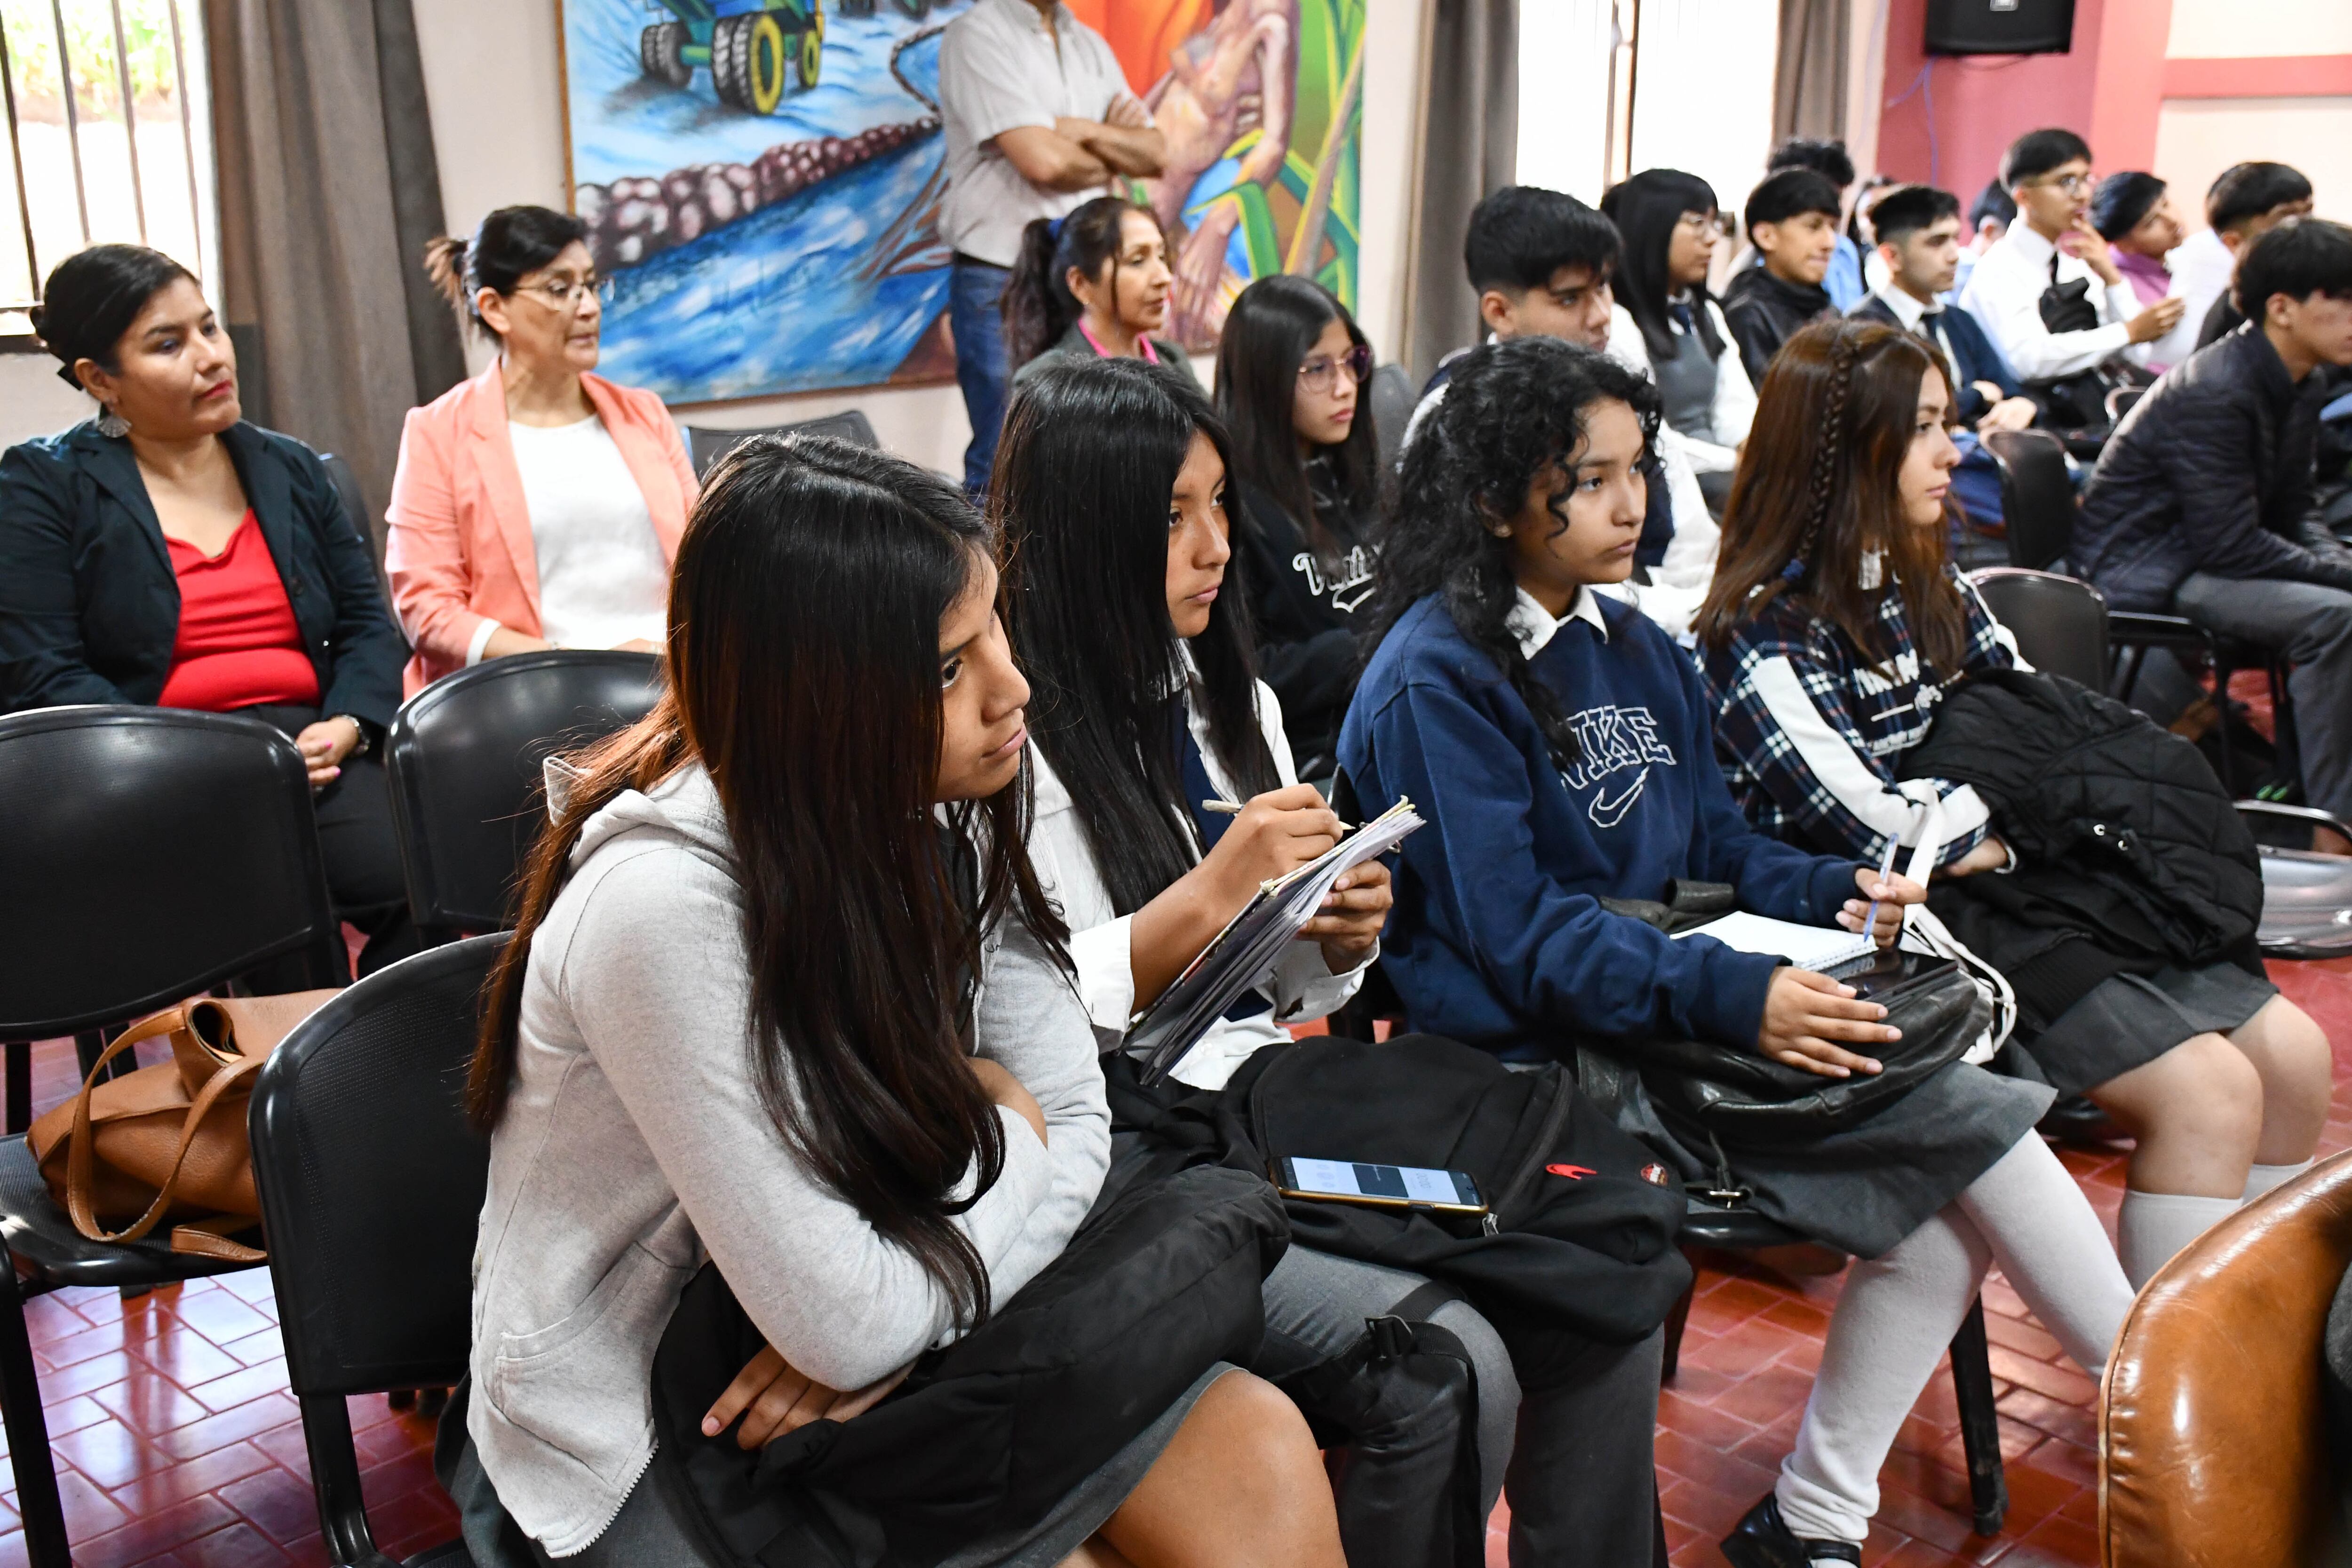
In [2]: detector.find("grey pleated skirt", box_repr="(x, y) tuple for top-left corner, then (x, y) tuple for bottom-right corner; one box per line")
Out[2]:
(2006, 959), (2278, 1097)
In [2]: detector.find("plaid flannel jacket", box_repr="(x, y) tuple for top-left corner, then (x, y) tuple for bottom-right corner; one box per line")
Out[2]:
(1701, 569), (2018, 868)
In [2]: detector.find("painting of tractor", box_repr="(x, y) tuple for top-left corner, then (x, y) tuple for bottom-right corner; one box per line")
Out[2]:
(637, 0), (832, 113)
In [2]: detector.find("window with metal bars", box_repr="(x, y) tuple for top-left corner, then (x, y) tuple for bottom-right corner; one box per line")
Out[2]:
(0, 0), (212, 337)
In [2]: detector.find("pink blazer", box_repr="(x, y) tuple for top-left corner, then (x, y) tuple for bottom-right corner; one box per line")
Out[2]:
(384, 361), (698, 694)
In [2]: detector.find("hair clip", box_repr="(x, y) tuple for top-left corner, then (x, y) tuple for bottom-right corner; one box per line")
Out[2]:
(1780, 557), (1807, 584)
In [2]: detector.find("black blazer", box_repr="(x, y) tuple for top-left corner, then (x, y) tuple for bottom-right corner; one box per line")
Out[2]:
(0, 420), (406, 728)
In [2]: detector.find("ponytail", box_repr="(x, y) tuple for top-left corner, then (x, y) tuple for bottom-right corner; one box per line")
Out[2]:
(998, 195), (1160, 370)
(423, 205), (589, 342)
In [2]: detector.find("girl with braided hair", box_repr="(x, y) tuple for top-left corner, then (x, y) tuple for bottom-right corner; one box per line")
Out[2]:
(1344, 334), (2137, 1568)
(1700, 313), (2329, 1281)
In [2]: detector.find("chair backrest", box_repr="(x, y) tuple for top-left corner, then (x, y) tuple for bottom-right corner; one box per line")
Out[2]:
(684, 410), (881, 477)
(1966, 567), (2109, 692)
(1981, 429), (2076, 571)
(318, 452), (388, 601)
(251, 933), (503, 1398)
(0, 707), (342, 1037)
(386, 651), (666, 931)
(2101, 1151), (2352, 1566)
(1368, 363), (1416, 473)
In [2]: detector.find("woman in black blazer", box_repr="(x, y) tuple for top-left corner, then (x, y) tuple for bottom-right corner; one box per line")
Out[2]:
(0, 245), (417, 973)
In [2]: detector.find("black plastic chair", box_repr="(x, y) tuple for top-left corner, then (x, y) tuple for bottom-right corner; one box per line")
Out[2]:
(683, 409), (880, 477)
(385, 652), (666, 938)
(1966, 568), (2109, 692)
(322, 451), (388, 602)
(1982, 430), (2075, 573)
(1368, 362), (1416, 474)
(0, 706), (345, 1568)
(1669, 1201), (2010, 1536)
(249, 933), (502, 1567)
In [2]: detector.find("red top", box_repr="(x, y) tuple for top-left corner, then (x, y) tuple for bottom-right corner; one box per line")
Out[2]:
(156, 511), (321, 712)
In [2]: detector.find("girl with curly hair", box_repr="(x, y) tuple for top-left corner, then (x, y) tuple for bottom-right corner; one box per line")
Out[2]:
(1343, 335), (2136, 1568)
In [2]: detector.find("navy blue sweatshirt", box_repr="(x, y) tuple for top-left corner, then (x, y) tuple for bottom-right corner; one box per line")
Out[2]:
(1338, 589), (1861, 1059)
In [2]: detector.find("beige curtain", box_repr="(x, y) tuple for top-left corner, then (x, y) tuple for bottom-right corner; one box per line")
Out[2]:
(205, 0), (466, 547)
(1773, 0), (1851, 145)
(1404, 0), (1518, 383)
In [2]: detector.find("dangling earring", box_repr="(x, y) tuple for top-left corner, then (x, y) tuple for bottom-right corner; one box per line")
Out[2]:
(1858, 548), (1885, 591)
(95, 403), (129, 439)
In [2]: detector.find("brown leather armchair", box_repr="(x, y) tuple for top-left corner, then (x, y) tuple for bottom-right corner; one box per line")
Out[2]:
(2101, 1150), (2352, 1566)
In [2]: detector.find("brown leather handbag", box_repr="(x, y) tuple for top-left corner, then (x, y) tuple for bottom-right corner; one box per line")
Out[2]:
(26, 991), (337, 1262)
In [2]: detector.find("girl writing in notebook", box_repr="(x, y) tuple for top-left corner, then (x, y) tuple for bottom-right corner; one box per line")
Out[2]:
(453, 435), (1343, 1568)
(995, 356), (1663, 1568)
(1696, 317), (2329, 1293)
(1340, 337), (2136, 1568)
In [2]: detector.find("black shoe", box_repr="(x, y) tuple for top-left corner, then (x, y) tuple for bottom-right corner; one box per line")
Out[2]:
(1721, 1495), (1864, 1568)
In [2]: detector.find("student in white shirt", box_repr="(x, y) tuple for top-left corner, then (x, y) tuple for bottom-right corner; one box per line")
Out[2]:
(937, 0), (1164, 494)
(2176, 162), (2317, 349)
(1955, 128), (2183, 388)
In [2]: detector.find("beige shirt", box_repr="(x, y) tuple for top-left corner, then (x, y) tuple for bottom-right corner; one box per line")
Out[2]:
(937, 0), (1144, 267)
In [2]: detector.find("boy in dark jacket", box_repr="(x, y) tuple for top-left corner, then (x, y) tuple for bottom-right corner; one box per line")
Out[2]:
(2073, 217), (2352, 818)
(1720, 168), (1840, 386)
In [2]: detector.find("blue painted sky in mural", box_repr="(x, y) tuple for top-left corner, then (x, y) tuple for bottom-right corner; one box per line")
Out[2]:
(563, 0), (969, 403)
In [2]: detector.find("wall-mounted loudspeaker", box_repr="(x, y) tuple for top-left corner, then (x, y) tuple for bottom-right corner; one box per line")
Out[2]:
(1924, 0), (2076, 56)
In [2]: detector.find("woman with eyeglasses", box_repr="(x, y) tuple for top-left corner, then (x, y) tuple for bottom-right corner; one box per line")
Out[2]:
(1213, 276), (1379, 776)
(1599, 169), (1756, 514)
(386, 205), (698, 694)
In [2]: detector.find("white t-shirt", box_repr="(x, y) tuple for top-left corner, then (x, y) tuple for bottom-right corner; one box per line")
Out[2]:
(500, 415), (669, 655)
(937, 0), (1143, 268)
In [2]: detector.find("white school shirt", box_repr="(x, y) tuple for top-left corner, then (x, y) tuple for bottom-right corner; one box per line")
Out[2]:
(937, 0), (1144, 268)
(489, 415), (670, 660)
(1956, 223), (2146, 383)
(1600, 300), (1757, 472)
(1026, 658), (1369, 1091)
(2165, 228), (2234, 366)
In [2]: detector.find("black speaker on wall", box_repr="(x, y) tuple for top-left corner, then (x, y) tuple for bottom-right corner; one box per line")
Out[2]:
(1924, 0), (2076, 56)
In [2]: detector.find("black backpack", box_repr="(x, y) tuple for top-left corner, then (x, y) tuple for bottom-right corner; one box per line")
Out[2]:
(648, 1162), (1287, 1568)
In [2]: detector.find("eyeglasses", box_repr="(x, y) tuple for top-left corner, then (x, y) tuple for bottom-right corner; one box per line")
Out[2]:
(515, 274), (613, 310)
(1299, 343), (1373, 393)
(1675, 210), (1717, 231)
(2030, 173), (2095, 198)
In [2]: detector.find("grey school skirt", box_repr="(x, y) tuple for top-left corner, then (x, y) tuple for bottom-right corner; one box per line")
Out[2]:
(2006, 959), (2279, 1097)
(438, 1365), (1237, 1568)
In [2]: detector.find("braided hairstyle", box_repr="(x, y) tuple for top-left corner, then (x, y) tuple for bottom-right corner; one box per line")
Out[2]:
(1363, 337), (1663, 771)
(1693, 318), (1971, 675)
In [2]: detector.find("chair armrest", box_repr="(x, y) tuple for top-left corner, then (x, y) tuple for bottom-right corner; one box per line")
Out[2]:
(2109, 612), (2213, 653)
(2235, 799), (2352, 844)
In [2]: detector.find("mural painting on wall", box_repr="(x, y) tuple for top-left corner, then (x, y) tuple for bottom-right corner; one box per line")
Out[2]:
(558, 0), (1366, 406)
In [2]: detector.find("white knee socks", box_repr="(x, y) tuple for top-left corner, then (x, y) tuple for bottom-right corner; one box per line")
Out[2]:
(2118, 1190), (2243, 1289)
(1775, 1136), (2134, 1546)
(2244, 1160), (2313, 1203)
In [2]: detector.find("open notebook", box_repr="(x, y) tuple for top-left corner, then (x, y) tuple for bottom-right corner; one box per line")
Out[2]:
(1670, 910), (1876, 972)
(1126, 799), (1425, 1082)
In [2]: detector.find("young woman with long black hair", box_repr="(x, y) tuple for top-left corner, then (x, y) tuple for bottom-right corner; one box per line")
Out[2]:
(1002, 194), (1197, 389)
(996, 355), (1668, 1567)
(452, 436), (1343, 1568)
(1213, 274), (1380, 773)
(1343, 336), (2137, 1567)
(1695, 318), (2332, 1294)
(1600, 168), (1755, 511)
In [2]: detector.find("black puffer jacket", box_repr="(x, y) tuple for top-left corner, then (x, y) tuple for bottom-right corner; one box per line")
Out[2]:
(2072, 323), (2351, 612)
(1897, 669), (2263, 985)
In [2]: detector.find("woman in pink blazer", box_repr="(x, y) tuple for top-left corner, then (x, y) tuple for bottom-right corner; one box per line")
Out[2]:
(387, 206), (697, 694)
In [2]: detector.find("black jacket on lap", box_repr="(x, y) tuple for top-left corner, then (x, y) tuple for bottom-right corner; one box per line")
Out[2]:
(1720, 267), (1835, 388)
(2072, 324), (2350, 612)
(0, 420), (406, 728)
(1898, 670), (2265, 1020)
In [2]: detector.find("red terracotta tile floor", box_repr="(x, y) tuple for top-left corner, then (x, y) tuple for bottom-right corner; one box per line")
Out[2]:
(8, 955), (2352, 1568)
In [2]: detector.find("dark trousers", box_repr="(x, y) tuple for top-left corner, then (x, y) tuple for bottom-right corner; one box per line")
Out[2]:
(242, 704), (421, 978)
(950, 256), (1012, 498)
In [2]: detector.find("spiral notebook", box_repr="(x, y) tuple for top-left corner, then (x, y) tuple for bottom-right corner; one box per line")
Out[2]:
(1126, 798), (1424, 1082)
(1670, 911), (1876, 972)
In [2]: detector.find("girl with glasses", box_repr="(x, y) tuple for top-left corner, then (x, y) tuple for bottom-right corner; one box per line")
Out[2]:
(386, 205), (698, 693)
(1004, 195), (1199, 392)
(1213, 275), (1381, 776)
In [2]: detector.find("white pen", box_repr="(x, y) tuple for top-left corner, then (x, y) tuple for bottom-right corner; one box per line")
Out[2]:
(1201, 798), (1355, 832)
(1861, 832), (1903, 943)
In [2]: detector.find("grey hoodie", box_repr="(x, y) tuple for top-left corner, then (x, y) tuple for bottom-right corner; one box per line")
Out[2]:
(467, 765), (1110, 1556)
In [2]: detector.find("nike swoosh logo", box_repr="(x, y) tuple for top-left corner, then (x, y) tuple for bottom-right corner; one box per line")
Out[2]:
(1588, 767), (1649, 828)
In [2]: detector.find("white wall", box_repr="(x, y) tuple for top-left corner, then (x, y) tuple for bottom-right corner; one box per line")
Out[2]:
(2154, 96), (2352, 226)
(0, 355), (96, 446)
(2165, 0), (2352, 59)
(407, 0), (1429, 474)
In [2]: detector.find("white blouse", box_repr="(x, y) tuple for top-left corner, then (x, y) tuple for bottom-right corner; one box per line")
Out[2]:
(1028, 664), (1370, 1090)
(494, 414), (671, 658)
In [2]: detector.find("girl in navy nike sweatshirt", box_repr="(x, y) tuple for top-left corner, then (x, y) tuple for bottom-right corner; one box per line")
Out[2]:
(1340, 338), (2134, 1567)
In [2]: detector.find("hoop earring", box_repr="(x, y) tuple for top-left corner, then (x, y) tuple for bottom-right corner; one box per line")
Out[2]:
(95, 405), (130, 439)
